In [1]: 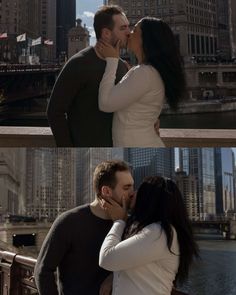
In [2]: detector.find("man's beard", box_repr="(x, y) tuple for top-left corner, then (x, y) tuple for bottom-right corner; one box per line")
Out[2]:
(111, 35), (127, 49)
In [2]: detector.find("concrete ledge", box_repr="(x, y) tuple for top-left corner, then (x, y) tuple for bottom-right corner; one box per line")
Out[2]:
(0, 127), (56, 147)
(161, 129), (236, 147)
(0, 126), (236, 147)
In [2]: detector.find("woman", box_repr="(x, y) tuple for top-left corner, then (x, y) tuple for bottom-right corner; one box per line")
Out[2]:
(97, 17), (186, 147)
(99, 176), (199, 295)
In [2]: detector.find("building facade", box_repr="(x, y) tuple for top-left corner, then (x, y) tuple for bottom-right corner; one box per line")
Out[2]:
(25, 148), (76, 222)
(0, 0), (76, 63)
(76, 148), (124, 205)
(0, 149), (26, 220)
(108, 0), (219, 62)
(179, 148), (216, 219)
(228, 0), (236, 59)
(214, 148), (235, 216)
(175, 170), (198, 220)
(125, 148), (175, 189)
(0, 0), (19, 62)
(56, 0), (76, 61)
(68, 19), (90, 59)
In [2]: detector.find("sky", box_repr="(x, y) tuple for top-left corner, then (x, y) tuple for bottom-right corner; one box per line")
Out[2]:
(76, 0), (103, 45)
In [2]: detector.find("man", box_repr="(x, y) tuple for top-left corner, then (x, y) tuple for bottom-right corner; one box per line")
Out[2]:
(47, 5), (130, 146)
(34, 160), (134, 295)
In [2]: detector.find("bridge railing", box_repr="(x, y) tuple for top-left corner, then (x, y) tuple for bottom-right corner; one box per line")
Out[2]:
(0, 250), (38, 295)
(193, 214), (235, 222)
(0, 64), (61, 73)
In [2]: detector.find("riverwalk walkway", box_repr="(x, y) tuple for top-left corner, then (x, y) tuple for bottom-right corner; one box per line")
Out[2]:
(0, 126), (236, 147)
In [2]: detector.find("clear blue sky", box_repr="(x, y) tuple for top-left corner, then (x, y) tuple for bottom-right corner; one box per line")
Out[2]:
(76, 0), (103, 45)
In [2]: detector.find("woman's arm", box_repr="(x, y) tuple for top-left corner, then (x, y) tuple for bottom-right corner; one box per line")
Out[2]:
(99, 221), (167, 271)
(98, 58), (152, 112)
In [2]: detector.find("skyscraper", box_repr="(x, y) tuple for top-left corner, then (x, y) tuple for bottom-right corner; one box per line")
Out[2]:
(40, 0), (57, 61)
(179, 148), (216, 219)
(108, 0), (219, 62)
(125, 148), (175, 189)
(228, 0), (236, 59)
(25, 148), (77, 221)
(75, 148), (124, 205)
(217, 0), (231, 60)
(175, 170), (198, 220)
(214, 148), (235, 215)
(57, 0), (76, 60)
(0, 0), (57, 62)
(0, 149), (26, 219)
(0, 0), (20, 62)
(0, 0), (19, 35)
(18, 0), (41, 39)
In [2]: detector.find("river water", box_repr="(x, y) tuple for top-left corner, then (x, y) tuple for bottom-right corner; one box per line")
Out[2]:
(181, 237), (236, 295)
(1, 100), (236, 128)
(160, 111), (236, 129)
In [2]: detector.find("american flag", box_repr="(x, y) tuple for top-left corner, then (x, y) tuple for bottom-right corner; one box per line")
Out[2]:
(0, 33), (8, 39)
(44, 39), (53, 46)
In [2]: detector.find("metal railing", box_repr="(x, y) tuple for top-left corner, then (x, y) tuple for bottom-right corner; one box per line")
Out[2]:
(0, 64), (61, 74)
(0, 251), (38, 295)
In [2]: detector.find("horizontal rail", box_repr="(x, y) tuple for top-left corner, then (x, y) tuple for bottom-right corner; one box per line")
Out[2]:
(0, 127), (236, 147)
(0, 64), (61, 73)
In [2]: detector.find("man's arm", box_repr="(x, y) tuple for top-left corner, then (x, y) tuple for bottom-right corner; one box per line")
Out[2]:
(34, 215), (70, 295)
(47, 57), (82, 146)
(99, 273), (113, 295)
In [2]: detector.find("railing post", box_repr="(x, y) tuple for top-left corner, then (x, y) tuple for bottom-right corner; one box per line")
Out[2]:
(0, 251), (38, 295)
(0, 251), (16, 295)
(14, 255), (38, 294)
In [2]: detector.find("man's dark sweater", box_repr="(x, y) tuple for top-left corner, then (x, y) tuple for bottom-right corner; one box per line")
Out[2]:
(34, 205), (113, 295)
(47, 46), (128, 147)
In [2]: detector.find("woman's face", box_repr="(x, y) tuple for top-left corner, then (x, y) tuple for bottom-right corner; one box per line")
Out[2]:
(127, 21), (143, 57)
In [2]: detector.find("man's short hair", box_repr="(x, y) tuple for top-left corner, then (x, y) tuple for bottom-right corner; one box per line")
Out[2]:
(94, 5), (124, 39)
(93, 160), (130, 197)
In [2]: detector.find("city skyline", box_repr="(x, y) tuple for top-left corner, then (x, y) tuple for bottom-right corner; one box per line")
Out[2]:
(0, 147), (235, 222)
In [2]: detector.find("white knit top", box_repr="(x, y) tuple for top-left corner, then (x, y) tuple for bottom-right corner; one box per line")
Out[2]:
(99, 220), (180, 295)
(98, 58), (165, 147)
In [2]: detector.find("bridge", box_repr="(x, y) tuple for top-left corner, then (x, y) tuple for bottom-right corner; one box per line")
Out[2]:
(0, 64), (61, 126)
(192, 218), (236, 239)
(1, 63), (236, 145)
(0, 64), (61, 74)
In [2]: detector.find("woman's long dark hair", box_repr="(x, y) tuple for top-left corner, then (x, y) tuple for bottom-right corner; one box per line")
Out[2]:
(123, 176), (199, 285)
(140, 17), (186, 109)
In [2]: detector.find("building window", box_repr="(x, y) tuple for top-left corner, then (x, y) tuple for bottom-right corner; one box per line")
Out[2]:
(201, 35), (205, 54)
(199, 72), (217, 84)
(222, 72), (236, 83)
(191, 34), (195, 54)
(196, 35), (200, 54)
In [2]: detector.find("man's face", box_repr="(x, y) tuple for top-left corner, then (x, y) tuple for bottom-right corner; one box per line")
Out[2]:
(110, 13), (130, 48)
(110, 171), (134, 208)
